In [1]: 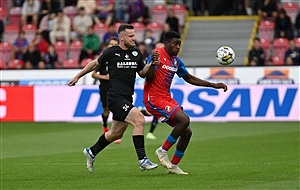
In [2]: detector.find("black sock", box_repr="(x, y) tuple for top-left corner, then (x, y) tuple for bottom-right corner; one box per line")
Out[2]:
(149, 117), (158, 133)
(90, 134), (111, 155)
(132, 135), (146, 160)
(102, 114), (108, 127)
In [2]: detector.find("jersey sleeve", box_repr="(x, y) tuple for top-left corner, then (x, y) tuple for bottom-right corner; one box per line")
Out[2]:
(176, 57), (189, 77)
(97, 48), (110, 66)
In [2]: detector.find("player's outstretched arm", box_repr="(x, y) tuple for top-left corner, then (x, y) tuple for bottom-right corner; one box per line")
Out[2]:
(91, 70), (109, 80)
(183, 74), (228, 92)
(68, 59), (100, 86)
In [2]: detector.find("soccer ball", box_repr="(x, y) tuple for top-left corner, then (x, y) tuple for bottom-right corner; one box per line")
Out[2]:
(216, 46), (235, 65)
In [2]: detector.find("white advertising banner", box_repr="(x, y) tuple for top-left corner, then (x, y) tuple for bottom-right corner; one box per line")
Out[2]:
(34, 85), (299, 122)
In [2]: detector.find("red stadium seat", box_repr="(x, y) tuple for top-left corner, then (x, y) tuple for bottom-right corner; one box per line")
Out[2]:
(282, 2), (298, 24)
(260, 38), (271, 60)
(9, 7), (22, 25)
(94, 23), (108, 41)
(63, 6), (77, 22)
(8, 59), (24, 69)
(54, 41), (68, 63)
(170, 4), (186, 27)
(22, 24), (37, 42)
(273, 38), (289, 60)
(3, 24), (19, 44)
(151, 4), (167, 25)
(131, 22), (145, 43)
(258, 20), (275, 42)
(146, 22), (163, 43)
(63, 58), (79, 69)
(0, 42), (13, 64)
(69, 40), (82, 62)
(0, 7), (7, 20)
(271, 56), (284, 66)
(0, 59), (6, 69)
(80, 58), (93, 68)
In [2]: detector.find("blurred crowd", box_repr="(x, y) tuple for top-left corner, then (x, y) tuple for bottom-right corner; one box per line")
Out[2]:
(0, 0), (299, 69)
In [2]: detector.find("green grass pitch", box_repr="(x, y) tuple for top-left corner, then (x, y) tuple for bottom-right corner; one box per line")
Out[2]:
(1, 122), (299, 189)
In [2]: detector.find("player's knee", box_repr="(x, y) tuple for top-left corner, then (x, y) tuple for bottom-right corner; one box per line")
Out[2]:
(132, 115), (145, 129)
(179, 115), (190, 128)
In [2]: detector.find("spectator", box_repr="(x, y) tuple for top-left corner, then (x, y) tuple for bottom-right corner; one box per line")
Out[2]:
(71, 7), (93, 41)
(43, 44), (58, 68)
(166, 9), (179, 33)
(284, 40), (300, 65)
(39, 0), (60, 23)
(114, 0), (129, 23)
(13, 0), (25, 7)
(21, 0), (40, 26)
(0, 19), (4, 42)
(23, 42), (44, 69)
(38, 12), (56, 43)
(143, 28), (155, 53)
(259, 0), (277, 20)
(76, 0), (99, 24)
(79, 26), (101, 63)
(192, 0), (208, 16)
(64, 0), (77, 6)
(294, 12), (300, 37)
(11, 30), (29, 60)
(127, 0), (145, 23)
(31, 32), (49, 57)
(102, 23), (118, 44)
(159, 23), (171, 43)
(49, 10), (71, 45)
(137, 42), (149, 61)
(248, 37), (266, 66)
(95, 0), (114, 26)
(275, 9), (293, 40)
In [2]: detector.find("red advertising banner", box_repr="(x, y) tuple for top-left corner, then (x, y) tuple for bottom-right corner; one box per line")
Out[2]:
(0, 86), (34, 121)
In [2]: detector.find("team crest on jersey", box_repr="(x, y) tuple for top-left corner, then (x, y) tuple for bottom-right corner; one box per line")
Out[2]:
(165, 105), (172, 112)
(132, 51), (138, 56)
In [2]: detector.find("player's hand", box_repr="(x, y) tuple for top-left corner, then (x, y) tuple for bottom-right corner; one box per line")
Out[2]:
(213, 83), (228, 92)
(68, 77), (79, 87)
(151, 51), (160, 66)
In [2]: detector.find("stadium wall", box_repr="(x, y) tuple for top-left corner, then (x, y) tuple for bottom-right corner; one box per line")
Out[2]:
(1, 66), (299, 122)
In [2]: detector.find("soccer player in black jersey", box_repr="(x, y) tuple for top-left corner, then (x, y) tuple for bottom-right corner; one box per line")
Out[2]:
(68, 24), (159, 172)
(91, 37), (122, 144)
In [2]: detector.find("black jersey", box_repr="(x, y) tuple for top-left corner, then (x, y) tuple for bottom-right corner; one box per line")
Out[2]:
(97, 46), (145, 97)
(95, 62), (109, 91)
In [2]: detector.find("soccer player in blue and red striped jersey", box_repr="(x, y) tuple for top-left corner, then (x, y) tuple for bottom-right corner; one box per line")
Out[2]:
(144, 31), (228, 174)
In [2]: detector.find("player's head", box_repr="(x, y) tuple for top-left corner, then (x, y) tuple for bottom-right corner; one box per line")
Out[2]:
(107, 36), (119, 48)
(164, 31), (181, 56)
(118, 24), (136, 49)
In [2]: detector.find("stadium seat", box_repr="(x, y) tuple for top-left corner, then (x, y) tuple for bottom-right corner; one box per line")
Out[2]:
(294, 37), (300, 48)
(258, 20), (275, 42)
(80, 58), (93, 68)
(9, 7), (22, 25)
(63, 6), (77, 22)
(131, 22), (145, 43)
(69, 40), (82, 62)
(260, 38), (271, 60)
(94, 23), (108, 41)
(151, 4), (168, 25)
(22, 24), (37, 42)
(0, 59), (6, 69)
(271, 56), (284, 66)
(170, 4), (186, 27)
(282, 2), (298, 24)
(63, 58), (79, 69)
(54, 41), (68, 63)
(0, 7), (7, 21)
(0, 42), (13, 64)
(8, 59), (24, 69)
(273, 38), (289, 60)
(146, 22), (163, 43)
(3, 24), (19, 44)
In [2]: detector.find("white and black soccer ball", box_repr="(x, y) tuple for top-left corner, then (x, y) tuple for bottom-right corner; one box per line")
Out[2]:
(216, 46), (235, 65)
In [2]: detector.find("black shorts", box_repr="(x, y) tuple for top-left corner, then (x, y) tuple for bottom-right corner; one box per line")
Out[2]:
(99, 86), (108, 107)
(107, 95), (134, 122)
